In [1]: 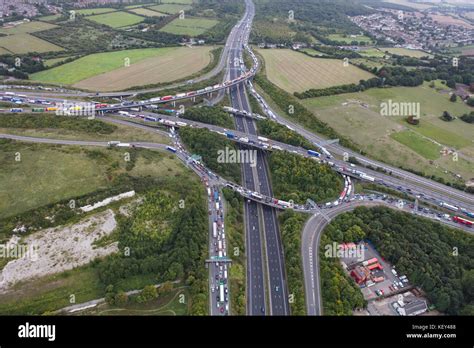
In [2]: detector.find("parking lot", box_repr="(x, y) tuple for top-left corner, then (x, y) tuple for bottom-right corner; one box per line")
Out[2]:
(339, 241), (410, 301)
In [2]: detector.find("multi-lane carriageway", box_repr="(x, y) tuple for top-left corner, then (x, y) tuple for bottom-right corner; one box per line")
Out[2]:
(226, 0), (288, 316)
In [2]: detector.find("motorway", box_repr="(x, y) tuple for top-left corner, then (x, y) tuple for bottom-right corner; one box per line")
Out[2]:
(227, 0), (289, 316)
(229, 0), (266, 316)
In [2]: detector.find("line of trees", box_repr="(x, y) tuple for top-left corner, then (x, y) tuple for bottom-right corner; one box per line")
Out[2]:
(181, 106), (234, 129)
(256, 119), (316, 150)
(179, 127), (241, 184)
(0, 114), (117, 134)
(222, 188), (246, 315)
(268, 151), (343, 204)
(279, 210), (307, 315)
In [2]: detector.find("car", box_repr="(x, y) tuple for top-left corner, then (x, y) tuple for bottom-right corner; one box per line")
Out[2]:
(220, 306), (225, 313)
(211, 287), (215, 293)
(275, 286), (279, 292)
(261, 306), (265, 313)
(215, 275), (219, 280)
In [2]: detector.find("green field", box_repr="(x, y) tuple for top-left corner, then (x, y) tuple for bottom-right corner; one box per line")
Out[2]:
(301, 83), (474, 183)
(0, 33), (64, 54)
(391, 130), (441, 160)
(0, 120), (169, 144)
(351, 57), (391, 70)
(252, 19), (296, 43)
(326, 33), (373, 44)
(31, 47), (178, 85)
(379, 47), (433, 58)
(160, 17), (218, 36)
(75, 8), (117, 16)
(258, 48), (374, 93)
(129, 8), (167, 17)
(148, 4), (192, 14)
(0, 21), (57, 35)
(359, 48), (387, 58)
(0, 144), (109, 218)
(87, 11), (145, 28)
(0, 138), (176, 219)
(43, 56), (75, 67)
(0, 265), (104, 315)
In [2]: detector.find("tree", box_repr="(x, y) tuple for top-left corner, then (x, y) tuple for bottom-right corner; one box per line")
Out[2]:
(467, 97), (474, 107)
(462, 269), (474, 301)
(161, 281), (174, 293)
(460, 112), (474, 124)
(440, 111), (453, 122)
(114, 291), (128, 306)
(449, 94), (457, 102)
(137, 285), (158, 303)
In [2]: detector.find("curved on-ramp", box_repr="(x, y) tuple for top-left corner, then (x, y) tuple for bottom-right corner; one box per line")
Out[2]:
(303, 201), (407, 316)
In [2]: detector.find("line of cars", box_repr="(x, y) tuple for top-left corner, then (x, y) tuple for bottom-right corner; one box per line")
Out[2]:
(117, 110), (189, 128)
(438, 202), (474, 227)
(222, 106), (265, 120)
(1, 92), (54, 113)
(207, 185), (230, 315)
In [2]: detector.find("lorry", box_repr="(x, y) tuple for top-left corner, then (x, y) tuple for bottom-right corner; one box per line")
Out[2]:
(440, 202), (459, 212)
(219, 284), (225, 303)
(362, 257), (378, 266)
(225, 131), (235, 139)
(453, 216), (473, 227)
(166, 146), (177, 153)
(212, 222), (217, 239)
(359, 173), (375, 182)
(307, 150), (321, 157)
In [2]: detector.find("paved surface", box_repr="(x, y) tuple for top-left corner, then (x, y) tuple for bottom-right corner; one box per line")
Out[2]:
(227, 0), (289, 316)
